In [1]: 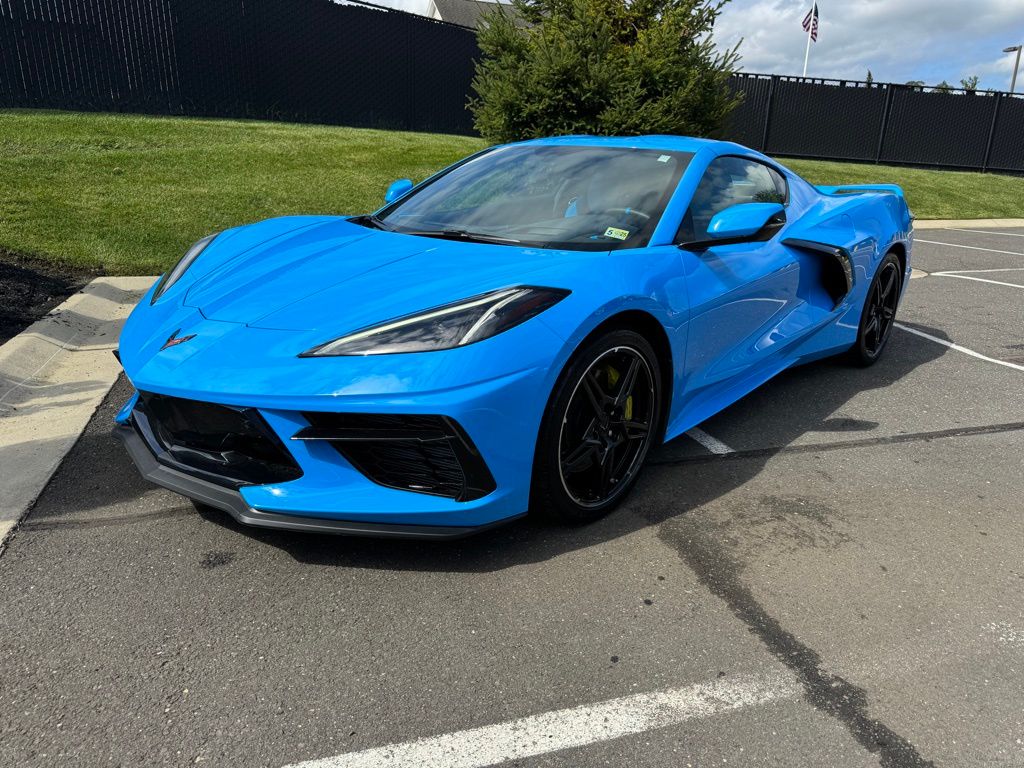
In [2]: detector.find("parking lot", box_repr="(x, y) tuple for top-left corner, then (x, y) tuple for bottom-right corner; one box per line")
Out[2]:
(1, 227), (1022, 768)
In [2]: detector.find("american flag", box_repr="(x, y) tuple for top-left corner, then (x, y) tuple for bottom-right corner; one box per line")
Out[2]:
(802, 3), (819, 42)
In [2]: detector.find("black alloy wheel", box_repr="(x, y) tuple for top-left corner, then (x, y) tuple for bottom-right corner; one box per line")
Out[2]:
(532, 329), (662, 524)
(852, 252), (902, 366)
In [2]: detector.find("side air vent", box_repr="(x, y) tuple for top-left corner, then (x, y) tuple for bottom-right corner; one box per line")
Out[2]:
(783, 237), (854, 306)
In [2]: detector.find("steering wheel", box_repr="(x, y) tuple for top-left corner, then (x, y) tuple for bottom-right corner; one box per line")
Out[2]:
(604, 207), (652, 223)
(553, 180), (585, 218)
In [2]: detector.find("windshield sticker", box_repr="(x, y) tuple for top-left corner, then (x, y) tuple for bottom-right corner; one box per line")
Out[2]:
(604, 227), (630, 240)
(658, 155), (671, 163)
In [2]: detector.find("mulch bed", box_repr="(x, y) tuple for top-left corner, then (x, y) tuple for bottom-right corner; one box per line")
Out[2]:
(0, 248), (102, 347)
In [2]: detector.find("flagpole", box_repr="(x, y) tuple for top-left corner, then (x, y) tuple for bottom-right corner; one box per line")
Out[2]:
(802, 6), (813, 77)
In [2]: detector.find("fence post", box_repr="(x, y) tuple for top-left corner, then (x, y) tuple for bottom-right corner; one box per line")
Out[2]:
(981, 92), (1003, 173)
(761, 75), (776, 153)
(874, 83), (895, 164)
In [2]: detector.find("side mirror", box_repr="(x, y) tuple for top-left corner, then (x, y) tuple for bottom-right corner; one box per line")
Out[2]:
(384, 178), (413, 204)
(706, 202), (785, 240)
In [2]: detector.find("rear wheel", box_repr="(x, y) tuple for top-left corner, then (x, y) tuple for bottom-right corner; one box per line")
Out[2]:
(532, 329), (662, 524)
(850, 252), (902, 366)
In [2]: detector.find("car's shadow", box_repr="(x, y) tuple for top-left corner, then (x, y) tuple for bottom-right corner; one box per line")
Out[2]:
(195, 321), (950, 572)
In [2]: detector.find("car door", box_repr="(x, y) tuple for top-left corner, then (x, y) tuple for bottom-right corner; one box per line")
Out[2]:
(678, 155), (807, 401)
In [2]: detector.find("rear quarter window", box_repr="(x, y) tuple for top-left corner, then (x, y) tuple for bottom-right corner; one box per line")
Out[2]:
(677, 156), (788, 243)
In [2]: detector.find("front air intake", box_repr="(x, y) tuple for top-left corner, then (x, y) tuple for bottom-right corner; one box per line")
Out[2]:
(132, 392), (303, 487)
(294, 413), (496, 501)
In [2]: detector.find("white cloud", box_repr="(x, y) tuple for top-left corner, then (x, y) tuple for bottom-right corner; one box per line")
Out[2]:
(714, 0), (1024, 90)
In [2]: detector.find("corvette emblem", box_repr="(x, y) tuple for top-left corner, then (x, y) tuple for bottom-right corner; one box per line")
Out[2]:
(160, 329), (196, 350)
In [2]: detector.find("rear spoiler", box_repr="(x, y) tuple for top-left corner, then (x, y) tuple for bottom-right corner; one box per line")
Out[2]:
(817, 183), (905, 198)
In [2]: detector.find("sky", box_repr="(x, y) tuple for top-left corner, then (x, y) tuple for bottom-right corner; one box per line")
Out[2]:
(713, 0), (1024, 89)
(345, 0), (1024, 91)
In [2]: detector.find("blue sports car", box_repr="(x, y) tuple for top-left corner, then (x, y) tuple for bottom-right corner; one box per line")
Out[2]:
(114, 136), (913, 538)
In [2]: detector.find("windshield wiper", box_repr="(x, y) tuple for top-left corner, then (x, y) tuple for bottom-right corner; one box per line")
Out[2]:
(349, 214), (392, 231)
(400, 229), (521, 245)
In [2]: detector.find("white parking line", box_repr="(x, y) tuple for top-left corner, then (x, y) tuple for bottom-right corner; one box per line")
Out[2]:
(283, 673), (796, 768)
(934, 268), (1024, 274)
(944, 228), (1024, 238)
(914, 239), (1024, 256)
(685, 427), (735, 454)
(930, 273), (1024, 289)
(895, 323), (1024, 372)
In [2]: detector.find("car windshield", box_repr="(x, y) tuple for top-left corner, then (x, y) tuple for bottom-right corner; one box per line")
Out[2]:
(374, 145), (692, 251)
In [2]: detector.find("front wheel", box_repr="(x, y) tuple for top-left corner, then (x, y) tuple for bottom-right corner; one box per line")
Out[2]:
(531, 329), (662, 525)
(850, 252), (902, 367)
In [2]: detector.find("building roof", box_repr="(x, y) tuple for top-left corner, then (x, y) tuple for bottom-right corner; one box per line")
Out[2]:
(432, 0), (506, 28)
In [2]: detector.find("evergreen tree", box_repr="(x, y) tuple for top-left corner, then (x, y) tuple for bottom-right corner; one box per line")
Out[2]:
(470, 0), (741, 142)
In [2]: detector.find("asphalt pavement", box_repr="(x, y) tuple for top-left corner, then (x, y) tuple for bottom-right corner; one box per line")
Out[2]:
(1, 228), (1022, 768)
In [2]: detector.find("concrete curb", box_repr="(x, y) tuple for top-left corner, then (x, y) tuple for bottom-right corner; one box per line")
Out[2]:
(914, 218), (1024, 229)
(0, 276), (155, 551)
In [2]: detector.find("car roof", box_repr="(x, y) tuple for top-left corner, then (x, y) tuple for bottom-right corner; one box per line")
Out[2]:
(511, 134), (733, 154)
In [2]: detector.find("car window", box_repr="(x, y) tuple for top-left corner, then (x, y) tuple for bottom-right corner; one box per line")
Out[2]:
(677, 157), (788, 243)
(766, 164), (788, 202)
(377, 145), (692, 251)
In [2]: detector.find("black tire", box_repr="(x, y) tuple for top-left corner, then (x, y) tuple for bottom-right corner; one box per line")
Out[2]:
(849, 252), (902, 367)
(531, 329), (662, 525)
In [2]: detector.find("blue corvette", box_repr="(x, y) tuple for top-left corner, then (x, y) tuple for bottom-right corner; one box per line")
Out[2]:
(114, 136), (912, 538)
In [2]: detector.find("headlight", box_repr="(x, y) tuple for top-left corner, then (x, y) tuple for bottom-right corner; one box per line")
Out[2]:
(301, 286), (570, 357)
(150, 233), (219, 304)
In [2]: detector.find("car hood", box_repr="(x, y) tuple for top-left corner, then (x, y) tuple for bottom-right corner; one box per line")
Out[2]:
(184, 217), (588, 334)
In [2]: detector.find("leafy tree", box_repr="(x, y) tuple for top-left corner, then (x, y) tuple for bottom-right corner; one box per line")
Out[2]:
(469, 0), (741, 143)
(934, 80), (953, 93)
(904, 80), (925, 87)
(960, 75), (980, 91)
(865, 70), (874, 84)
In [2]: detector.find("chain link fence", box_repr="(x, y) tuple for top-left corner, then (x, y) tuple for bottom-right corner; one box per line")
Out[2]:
(2, 0), (1023, 172)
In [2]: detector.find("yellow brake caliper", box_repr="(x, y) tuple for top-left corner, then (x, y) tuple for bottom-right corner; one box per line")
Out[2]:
(604, 366), (633, 421)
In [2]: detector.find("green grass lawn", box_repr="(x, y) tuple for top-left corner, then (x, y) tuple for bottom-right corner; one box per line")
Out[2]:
(2, 110), (1022, 275)
(782, 158), (1024, 224)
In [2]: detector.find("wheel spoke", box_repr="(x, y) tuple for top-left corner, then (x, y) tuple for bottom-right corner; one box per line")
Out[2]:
(561, 439), (600, 474)
(623, 420), (650, 439)
(865, 315), (879, 341)
(614, 357), (641, 407)
(572, 416), (598, 445)
(879, 311), (894, 337)
(599, 442), (617, 489)
(610, 439), (634, 477)
(880, 268), (897, 301)
(581, 372), (609, 424)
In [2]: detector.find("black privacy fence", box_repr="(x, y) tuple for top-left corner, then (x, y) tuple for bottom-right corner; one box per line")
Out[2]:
(0, 0), (480, 134)
(727, 73), (1024, 173)
(1, 0), (1023, 172)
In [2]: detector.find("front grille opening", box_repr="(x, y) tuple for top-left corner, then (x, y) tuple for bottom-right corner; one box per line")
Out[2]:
(133, 391), (303, 487)
(296, 413), (496, 502)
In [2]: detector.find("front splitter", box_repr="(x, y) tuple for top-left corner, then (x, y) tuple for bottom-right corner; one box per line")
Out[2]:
(113, 423), (522, 540)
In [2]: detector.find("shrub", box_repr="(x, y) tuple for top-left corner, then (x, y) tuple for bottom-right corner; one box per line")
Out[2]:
(469, 0), (741, 143)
